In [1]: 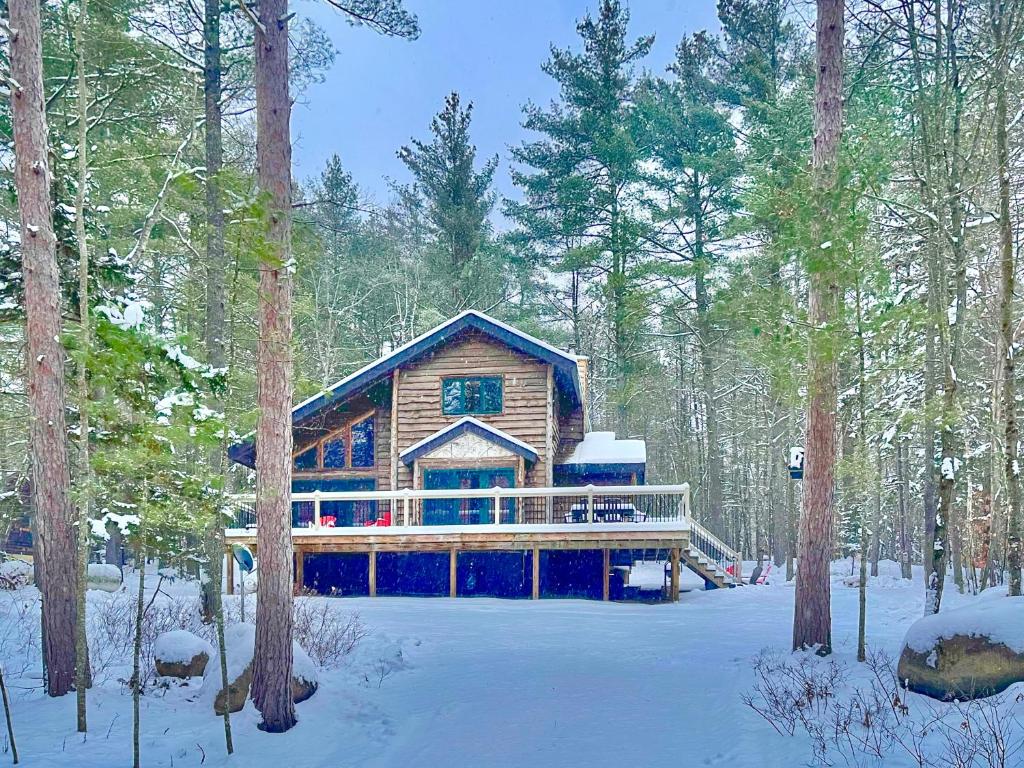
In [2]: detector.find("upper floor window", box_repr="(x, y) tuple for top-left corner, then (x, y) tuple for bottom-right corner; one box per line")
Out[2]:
(293, 413), (375, 470)
(442, 376), (503, 415)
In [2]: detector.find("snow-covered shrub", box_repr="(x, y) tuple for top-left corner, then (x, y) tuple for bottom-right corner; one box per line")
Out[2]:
(0, 593), (40, 677)
(745, 649), (1024, 767)
(0, 560), (32, 590)
(292, 596), (366, 669)
(89, 589), (209, 687)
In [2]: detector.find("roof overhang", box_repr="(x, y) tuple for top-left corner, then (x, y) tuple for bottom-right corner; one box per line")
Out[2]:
(399, 417), (539, 467)
(228, 311), (581, 469)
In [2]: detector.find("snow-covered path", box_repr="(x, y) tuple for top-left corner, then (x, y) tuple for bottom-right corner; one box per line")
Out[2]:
(2, 562), (1008, 767)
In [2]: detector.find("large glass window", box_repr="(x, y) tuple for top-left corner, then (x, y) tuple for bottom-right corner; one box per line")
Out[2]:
(351, 416), (375, 467)
(298, 414), (375, 471)
(322, 437), (346, 469)
(441, 376), (503, 415)
(293, 446), (318, 470)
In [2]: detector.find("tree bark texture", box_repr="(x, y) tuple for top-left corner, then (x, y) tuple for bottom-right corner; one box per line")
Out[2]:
(74, 0), (92, 731)
(10, 0), (78, 697)
(201, 0), (227, 625)
(793, 0), (843, 655)
(993, 0), (1022, 596)
(250, 0), (297, 733)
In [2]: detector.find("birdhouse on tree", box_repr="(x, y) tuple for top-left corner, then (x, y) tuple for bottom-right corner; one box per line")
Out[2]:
(788, 446), (804, 480)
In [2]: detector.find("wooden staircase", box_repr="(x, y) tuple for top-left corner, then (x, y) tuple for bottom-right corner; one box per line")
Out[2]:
(683, 518), (743, 589)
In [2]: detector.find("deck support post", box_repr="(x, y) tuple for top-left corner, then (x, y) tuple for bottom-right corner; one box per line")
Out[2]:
(226, 550), (235, 596)
(294, 549), (304, 594)
(670, 547), (681, 602)
(532, 547), (540, 600)
(602, 548), (611, 601)
(449, 548), (457, 598)
(493, 487), (502, 525)
(368, 551), (377, 597)
(403, 491), (411, 527)
(586, 485), (595, 524)
(313, 491), (322, 527)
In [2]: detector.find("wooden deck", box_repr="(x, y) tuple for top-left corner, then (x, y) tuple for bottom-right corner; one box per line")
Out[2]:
(223, 485), (741, 599)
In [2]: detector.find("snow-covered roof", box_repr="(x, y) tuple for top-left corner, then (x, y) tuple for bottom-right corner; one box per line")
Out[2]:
(557, 432), (646, 467)
(291, 310), (580, 421)
(229, 310), (582, 468)
(399, 416), (539, 466)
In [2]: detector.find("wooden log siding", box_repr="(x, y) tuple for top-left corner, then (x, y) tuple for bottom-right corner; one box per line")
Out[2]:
(394, 332), (552, 489)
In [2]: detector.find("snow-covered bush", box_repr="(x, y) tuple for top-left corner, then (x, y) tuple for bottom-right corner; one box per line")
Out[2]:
(292, 597), (366, 669)
(0, 594), (40, 677)
(0, 560), (33, 590)
(90, 589), (209, 687)
(745, 649), (1024, 767)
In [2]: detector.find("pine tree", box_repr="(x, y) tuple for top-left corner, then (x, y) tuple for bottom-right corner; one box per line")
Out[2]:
(509, 0), (654, 435)
(793, 0), (844, 655)
(10, 0), (79, 697)
(642, 31), (740, 534)
(398, 93), (498, 314)
(249, 0), (298, 734)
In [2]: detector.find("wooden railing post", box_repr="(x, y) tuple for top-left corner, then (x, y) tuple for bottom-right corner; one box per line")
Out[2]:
(586, 485), (595, 524)
(402, 490), (411, 527)
(313, 491), (321, 528)
(681, 482), (691, 521)
(493, 486), (502, 525)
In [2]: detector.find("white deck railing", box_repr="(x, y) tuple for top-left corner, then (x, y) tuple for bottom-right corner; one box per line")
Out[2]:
(225, 482), (742, 584)
(227, 483), (691, 527)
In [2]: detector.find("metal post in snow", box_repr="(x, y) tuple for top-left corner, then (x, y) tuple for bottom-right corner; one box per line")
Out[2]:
(0, 665), (17, 764)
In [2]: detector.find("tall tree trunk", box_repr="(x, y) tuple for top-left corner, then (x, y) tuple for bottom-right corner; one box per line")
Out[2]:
(870, 443), (882, 577)
(200, 0), (226, 624)
(202, 0), (233, 751)
(10, 0), (78, 697)
(250, 0), (297, 733)
(855, 279), (869, 662)
(993, 0), (1022, 596)
(73, 0), (92, 731)
(132, 531), (145, 768)
(793, 0), (843, 655)
(694, 204), (724, 534)
(896, 437), (912, 579)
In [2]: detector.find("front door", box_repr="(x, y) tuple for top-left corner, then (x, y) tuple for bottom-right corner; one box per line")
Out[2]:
(422, 467), (515, 525)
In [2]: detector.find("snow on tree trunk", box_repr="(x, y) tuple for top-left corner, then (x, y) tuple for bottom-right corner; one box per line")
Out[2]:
(10, 0), (78, 697)
(793, 0), (843, 655)
(249, 0), (297, 734)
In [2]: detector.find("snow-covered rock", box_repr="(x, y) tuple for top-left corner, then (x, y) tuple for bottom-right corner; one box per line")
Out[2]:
(200, 623), (318, 714)
(154, 630), (212, 679)
(0, 559), (32, 589)
(898, 595), (1024, 700)
(87, 563), (123, 592)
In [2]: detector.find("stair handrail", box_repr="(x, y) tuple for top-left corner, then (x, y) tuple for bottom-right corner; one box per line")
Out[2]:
(687, 517), (743, 585)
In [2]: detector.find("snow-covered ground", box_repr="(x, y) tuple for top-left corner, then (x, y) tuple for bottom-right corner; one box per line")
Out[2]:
(0, 560), (1020, 767)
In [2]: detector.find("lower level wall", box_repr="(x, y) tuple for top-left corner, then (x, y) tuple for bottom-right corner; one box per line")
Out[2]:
(298, 549), (646, 601)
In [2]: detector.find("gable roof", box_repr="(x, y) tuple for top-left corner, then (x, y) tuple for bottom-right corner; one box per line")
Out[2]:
(228, 310), (581, 468)
(398, 417), (539, 466)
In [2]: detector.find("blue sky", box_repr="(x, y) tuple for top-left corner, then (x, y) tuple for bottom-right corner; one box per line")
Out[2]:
(292, 0), (720, 208)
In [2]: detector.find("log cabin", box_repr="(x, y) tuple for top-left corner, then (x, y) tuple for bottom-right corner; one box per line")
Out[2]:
(226, 311), (741, 599)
